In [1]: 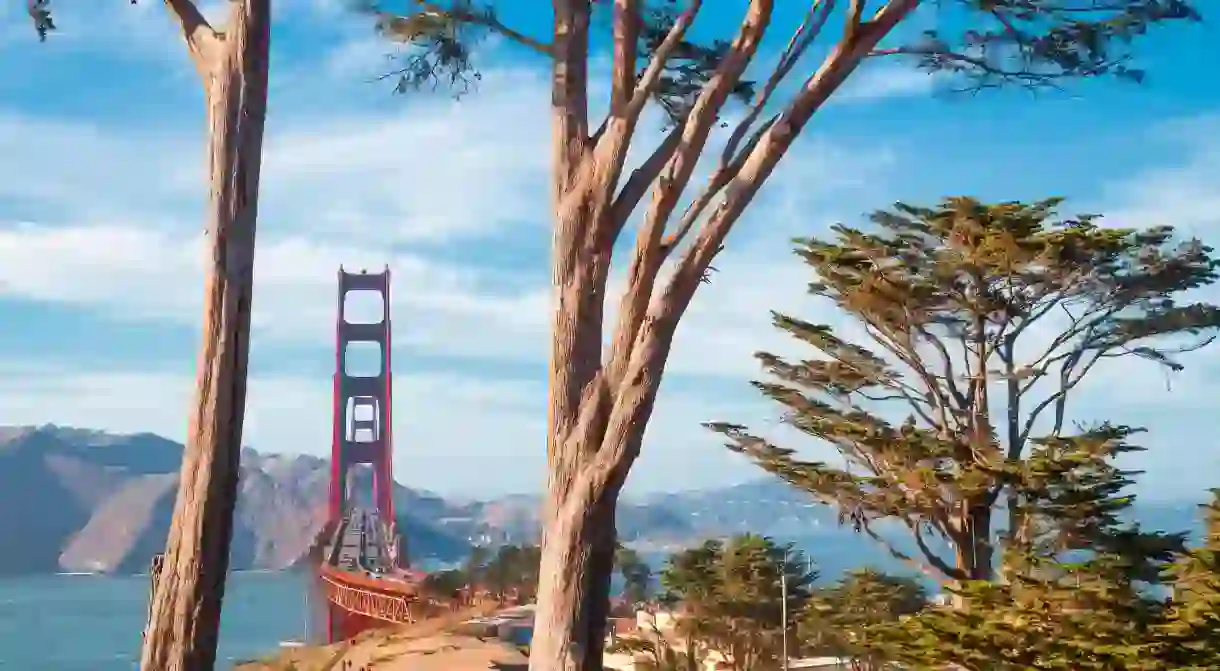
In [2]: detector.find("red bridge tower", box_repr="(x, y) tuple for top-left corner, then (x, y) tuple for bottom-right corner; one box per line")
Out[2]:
(330, 267), (397, 537)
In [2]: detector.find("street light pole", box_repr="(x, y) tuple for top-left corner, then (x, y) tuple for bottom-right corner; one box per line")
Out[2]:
(781, 560), (789, 671)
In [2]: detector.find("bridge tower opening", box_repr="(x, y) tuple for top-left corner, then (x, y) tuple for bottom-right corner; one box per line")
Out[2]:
(329, 268), (398, 542)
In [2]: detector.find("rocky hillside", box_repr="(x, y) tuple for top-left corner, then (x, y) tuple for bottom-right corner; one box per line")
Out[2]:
(0, 425), (472, 576)
(0, 425), (1205, 577)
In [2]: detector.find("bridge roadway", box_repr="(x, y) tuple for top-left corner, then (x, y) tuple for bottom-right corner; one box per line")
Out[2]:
(330, 507), (389, 575)
(317, 507), (421, 637)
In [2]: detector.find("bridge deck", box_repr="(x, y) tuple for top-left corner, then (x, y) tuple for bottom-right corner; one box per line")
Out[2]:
(318, 506), (421, 637)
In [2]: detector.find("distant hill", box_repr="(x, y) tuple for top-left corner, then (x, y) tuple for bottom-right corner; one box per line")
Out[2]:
(0, 425), (472, 576)
(0, 425), (1207, 578)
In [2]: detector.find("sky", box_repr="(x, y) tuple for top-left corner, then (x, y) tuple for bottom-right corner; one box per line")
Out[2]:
(0, 1), (1217, 500)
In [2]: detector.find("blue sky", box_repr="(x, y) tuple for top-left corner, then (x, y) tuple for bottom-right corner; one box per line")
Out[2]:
(0, 1), (1216, 500)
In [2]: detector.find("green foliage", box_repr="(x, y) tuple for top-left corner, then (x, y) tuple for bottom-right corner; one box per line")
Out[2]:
(363, 0), (754, 115)
(421, 567), (467, 596)
(872, 571), (1166, 671)
(353, 0), (1207, 110)
(1011, 423), (1186, 584)
(26, 0), (141, 42)
(710, 197), (1220, 581)
(422, 543), (542, 601)
(483, 543), (542, 599)
(863, 427), (1185, 671)
(892, 0), (1202, 91)
(801, 569), (928, 670)
(1155, 490), (1220, 668)
(659, 534), (816, 670)
(615, 543), (655, 607)
(606, 623), (705, 671)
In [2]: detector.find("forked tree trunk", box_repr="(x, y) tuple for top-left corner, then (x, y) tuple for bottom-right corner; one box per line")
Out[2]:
(140, 1), (270, 669)
(532, 478), (625, 671)
(530, 290), (679, 671)
(527, 0), (918, 665)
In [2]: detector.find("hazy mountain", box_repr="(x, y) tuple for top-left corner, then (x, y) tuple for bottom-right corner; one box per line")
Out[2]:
(0, 425), (471, 576)
(0, 425), (1206, 578)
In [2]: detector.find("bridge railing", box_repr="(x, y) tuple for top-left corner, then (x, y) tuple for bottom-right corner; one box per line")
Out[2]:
(319, 573), (416, 624)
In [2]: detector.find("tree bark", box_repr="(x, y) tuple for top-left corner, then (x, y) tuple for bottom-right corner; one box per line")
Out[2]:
(531, 476), (624, 671)
(580, 495), (618, 671)
(140, 1), (270, 669)
(950, 501), (993, 609)
(528, 0), (922, 666)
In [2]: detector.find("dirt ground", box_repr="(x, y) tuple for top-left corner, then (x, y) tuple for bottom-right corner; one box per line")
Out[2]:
(235, 605), (529, 671)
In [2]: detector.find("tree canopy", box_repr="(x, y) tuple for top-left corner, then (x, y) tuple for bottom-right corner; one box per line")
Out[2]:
(863, 425), (1190, 671)
(1155, 490), (1220, 668)
(658, 534), (815, 671)
(365, 0), (1204, 98)
(615, 543), (656, 607)
(422, 543), (543, 603)
(711, 197), (1220, 583)
(801, 568), (928, 669)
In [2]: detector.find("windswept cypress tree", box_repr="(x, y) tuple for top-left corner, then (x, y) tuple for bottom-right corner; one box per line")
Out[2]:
(1156, 490), (1220, 668)
(865, 425), (1184, 671)
(710, 197), (1220, 583)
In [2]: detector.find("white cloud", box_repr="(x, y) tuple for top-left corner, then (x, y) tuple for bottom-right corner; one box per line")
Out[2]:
(834, 64), (940, 103)
(0, 359), (769, 496)
(1100, 114), (1220, 237)
(0, 42), (900, 376)
(0, 8), (1214, 498)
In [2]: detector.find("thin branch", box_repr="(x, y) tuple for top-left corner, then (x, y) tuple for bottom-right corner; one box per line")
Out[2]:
(862, 520), (963, 581)
(164, 0), (224, 79)
(719, 0), (834, 168)
(636, 0), (773, 247)
(660, 117), (773, 256)
(603, 0), (772, 382)
(417, 0), (553, 55)
(608, 122), (685, 228)
(659, 0), (921, 323)
(915, 324), (968, 408)
(860, 319), (956, 435)
(623, 0), (703, 122)
(587, 1), (700, 253)
(1017, 347), (1106, 448)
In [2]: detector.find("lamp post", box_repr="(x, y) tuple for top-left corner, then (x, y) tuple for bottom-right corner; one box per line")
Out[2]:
(781, 566), (789, 671)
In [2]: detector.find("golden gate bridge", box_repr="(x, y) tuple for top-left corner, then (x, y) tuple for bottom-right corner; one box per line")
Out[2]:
(146, 267), (434, 646)
(312, 266), (423, 642)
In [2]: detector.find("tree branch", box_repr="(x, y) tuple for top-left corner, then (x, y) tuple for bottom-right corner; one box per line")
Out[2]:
(719, 0), (834, 168)
(586, 0), (701, 254)
(551, 0), (592, 193)
(608, 121), (685, 229)
(623, 0), (703, 120)
(416, 0), (554, 55)
(164, 0), (224, 80)
(602, 0), (771, 383)
(611, 0), (641, 111)
(660, 0), (921, 322)
(635, 0), (773, 251)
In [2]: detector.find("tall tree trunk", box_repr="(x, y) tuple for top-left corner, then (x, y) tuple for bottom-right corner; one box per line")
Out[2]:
(950, 501), (994, 608)
(140, 1), (270, 669)
(531, 482), (612, 671)
(580, 496), (618, 671)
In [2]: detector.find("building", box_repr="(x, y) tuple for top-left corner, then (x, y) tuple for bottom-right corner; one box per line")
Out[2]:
(601, 608), (852, 671)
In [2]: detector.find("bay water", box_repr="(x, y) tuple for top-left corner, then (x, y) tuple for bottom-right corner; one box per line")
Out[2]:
(0, 571), (309, 670)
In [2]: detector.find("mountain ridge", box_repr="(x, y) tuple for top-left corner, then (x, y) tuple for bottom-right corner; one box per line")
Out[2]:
(0, 424), (1205, 578)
